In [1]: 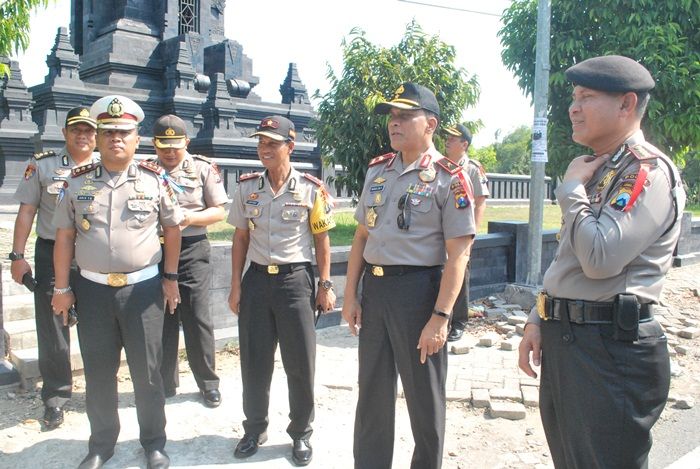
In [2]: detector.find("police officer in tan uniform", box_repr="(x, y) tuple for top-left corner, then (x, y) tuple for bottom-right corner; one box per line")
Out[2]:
(519, 56), (686, 468)
(52, 96), (182, 469)
(10, 106), (97, 429)
(444, 123), (490, 341)
(341, 83), (476, 469)
(152, 114), (228, 407)
(227, 115), (335, 466)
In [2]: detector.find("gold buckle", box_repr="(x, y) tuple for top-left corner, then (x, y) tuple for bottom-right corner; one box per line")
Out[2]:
(107, 273), (128, 287)
(267, 265), (279, 275)
(536, 292), (547, 320)
(371, 266), (384, 277)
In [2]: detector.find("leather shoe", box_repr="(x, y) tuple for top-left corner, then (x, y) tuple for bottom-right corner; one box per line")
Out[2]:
(146, 449), (170, 469)
(201, 389), (221, 408)
(77, 453), (111, 469)
(43, 406), (64, 429)
(234, 432), (267, 459)
(292, 439), (312, 466)
(447, 325), (465, 342)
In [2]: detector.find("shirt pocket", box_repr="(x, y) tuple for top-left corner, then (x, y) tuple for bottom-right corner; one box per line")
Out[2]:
(407, 194), (433, 214)
(244, 204), (263, 219)
(281, 205), (308, 223)
(126, 199), (158, 230)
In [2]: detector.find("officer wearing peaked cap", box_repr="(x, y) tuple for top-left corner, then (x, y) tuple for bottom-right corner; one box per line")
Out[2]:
(52, 95), (182, 469)
(342, 83), (476, 469)
(11, 106), (97, 430)
(519, 55), (686, 468)
(228, 115), (336, 466)
(151, 114), (228, 408)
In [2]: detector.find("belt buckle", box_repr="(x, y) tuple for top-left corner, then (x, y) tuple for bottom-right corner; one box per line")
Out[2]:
(537, 291), (547, 321)
(371, 266), (384, 277)
(107, 273), (128, 287)
(267, 265), (279, 275)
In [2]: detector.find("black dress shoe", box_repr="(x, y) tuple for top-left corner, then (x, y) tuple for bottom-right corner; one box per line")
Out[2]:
(201, 389), (221, 408)
(291, 439), (312, 466)
(43, 406), (64, 429)
(447, 325), (465, 342)
(77, 453), (111, 469)
(234, 432), (267, 459)
(146, 449), (170, 469)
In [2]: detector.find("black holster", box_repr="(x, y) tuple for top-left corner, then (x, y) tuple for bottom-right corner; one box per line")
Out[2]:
(613, 294), (640, 342)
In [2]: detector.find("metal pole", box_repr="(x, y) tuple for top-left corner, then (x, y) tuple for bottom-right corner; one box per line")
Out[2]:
(525, 0), (551, 286)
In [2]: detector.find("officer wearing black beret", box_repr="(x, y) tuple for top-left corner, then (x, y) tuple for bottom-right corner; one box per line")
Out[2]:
(519, 55), (686, 468)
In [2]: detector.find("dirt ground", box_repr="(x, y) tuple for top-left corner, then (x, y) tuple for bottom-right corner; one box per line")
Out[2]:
(0, 263), (698, 469)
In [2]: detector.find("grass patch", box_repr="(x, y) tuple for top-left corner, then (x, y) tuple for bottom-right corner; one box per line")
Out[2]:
(686, 204), (700, 217)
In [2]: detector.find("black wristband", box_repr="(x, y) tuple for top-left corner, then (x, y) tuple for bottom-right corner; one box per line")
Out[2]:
(432, 309), (451, 319)
(163, 272), (179, 281)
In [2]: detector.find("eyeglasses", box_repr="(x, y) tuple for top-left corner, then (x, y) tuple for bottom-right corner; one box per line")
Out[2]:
(397, 193), (411, 230)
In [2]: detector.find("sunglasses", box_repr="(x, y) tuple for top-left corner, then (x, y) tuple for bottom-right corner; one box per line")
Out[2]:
(397, 193), (412, 230)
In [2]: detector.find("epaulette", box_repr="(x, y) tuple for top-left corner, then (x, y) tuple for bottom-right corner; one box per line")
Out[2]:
(467, 159), (483, 169)
(628, 142), (661, 161)
(435, 157), (462, 175)
(34, 150), (56, 160)
(368, 152), (396, 167)
(71, 162), (100, 178)
(239, 172), (262, 182)
(139, 160), (165, 176)
(302, 173), (324, 187)
(192, 154), (213, 164)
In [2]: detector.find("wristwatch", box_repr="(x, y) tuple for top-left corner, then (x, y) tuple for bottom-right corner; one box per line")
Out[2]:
(432, 309), (451, 319)
(163, 272), (179, 281)
(318, 279), (334, 291)
(8, 251), (24, 261)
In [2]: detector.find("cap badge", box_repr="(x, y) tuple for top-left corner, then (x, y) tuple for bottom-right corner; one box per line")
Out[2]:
(107, 98), (124, 117)
(393, 84), (405, 100)
(262, 118), (278, 129)
(165, 127), (176, 136)
(79, 109), (90, 117)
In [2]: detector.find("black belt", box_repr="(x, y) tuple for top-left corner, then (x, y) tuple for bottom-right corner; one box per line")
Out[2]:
(250, 261), (310, 275)
(543, 295), (654, 324)
(365, 264), (440, 277)
(181, 234), (207, 246)
(37, 237), (55, 245)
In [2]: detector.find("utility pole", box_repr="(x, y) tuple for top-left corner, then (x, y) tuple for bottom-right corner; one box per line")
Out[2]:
(525, 0), (551, 286)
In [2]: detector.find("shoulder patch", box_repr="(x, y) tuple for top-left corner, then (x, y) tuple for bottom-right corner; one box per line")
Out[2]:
(139, 160), (165, 176)
(239, 172), (262, 182)
(435, 157), (462, 175)
(192, 154), (213, 164)
(34, 150), (56, 160)
(71, 162), (100, 178)
(368, 152), (396, 167)
(467, 159), (483, 169)
(628, 142), (661, 161)
(302, 172), (324, 187)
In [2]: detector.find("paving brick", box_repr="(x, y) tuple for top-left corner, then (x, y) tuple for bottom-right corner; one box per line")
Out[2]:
(485, 308), (508, 320)
(500, 338), (520, 351)
(504, 378), (520, 390)
(521, 385), (539, 407)
(479, 333), (500, 347)
(490, 388), (522, 402)
(515, 324), (525, 335)
(682, 318), (699, 327)
(502, 304), (524, 311)
(489, 401), (527, 420)
(665, 326), (681, 336)
(507, 315), (528, 325)
(496, 324), (517, 335)
(675, 345), (690, 355)
(451, 345), (471, 355)
(471, 389), (490, 408)
(446, 388), (470, 402)
(678, 327), (699, 339)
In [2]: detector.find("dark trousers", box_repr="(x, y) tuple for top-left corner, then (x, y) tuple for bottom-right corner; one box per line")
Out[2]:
(160, 238), (219, 392)
(451, 261), (471, 327)
(540, 319), (670, 469)
(354, 267), (446, 469)
(34, 237), (73, 408)
(75, 275), (167, 456)
(238, 264), (316, 440)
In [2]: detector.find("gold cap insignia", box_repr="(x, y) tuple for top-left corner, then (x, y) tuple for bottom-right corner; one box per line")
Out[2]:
(165, 127), (176, 136)
(79, 109), (90, 117)
(393, 84), (405, 100)
(107, 98), (124, 117)
(262, 118), (278, 129)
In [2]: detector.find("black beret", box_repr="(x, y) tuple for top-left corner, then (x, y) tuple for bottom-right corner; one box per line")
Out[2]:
(565, 55), (655, 93)
(374, 82), (441, 117)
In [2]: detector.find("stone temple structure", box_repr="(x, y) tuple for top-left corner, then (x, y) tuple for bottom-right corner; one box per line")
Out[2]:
(0, 0), (318, 195)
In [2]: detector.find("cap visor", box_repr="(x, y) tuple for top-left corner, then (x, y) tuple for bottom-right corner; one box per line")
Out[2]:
(251, 130), (286, 141)
(66, 118), (97, 129)
(374, 101), (420, 115)
(154, 138), (187, 149)
(98, 123), (137, 130)
(444, 128), (462, 137)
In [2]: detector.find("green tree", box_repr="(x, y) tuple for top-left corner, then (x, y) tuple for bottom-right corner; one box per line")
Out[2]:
(314, 21), (480, 196)
(499, 0), (700, 181)
(470, 145), (497, 173)
(494, 125), (531, 174)
(0, 0), (51, 76)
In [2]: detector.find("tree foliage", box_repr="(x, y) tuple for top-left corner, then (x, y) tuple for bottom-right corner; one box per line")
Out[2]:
(499, 0), (700, 183)
(470, 125), (532, 175)
(0, 0), (51, 76)
(314, 21), (480, 196)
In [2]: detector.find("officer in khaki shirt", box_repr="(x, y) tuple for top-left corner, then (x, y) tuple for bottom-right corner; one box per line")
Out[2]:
(52, 95), (182, 469)
(341, 83), (476, 469)
(444, 123), (490, 341)
(227, 115), (335, 466)
(10, 106), (97, 429)
(519, 56), (686, 468)
(151, 114), (229, 408)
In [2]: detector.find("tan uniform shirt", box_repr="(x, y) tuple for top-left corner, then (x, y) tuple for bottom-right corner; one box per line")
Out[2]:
(542, 130), (686, 304)
(227, 168), (336, 265)
(53, 161), (183, 273)
(158, 153), (229, 237)
(13, 148), (99, 240)
(355, 147), (477, 266)
(460, 157), (490, 198)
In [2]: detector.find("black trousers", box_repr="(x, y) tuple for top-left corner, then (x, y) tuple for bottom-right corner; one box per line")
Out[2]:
(238, 264), (316, 440)
(34, 237), (73, 408)
(354, 267), (446, 469)
(75, 275), (167, 456)
(540, 319), (670, 469)
(160, 238), (219, 392)
(451, 261), (471, 327)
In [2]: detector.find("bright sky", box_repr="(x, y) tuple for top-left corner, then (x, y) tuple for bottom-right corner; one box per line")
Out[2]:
(13, 0), (533, 147)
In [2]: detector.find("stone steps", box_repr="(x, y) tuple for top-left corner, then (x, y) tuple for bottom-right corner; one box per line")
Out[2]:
(2, 292), (36, 321)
